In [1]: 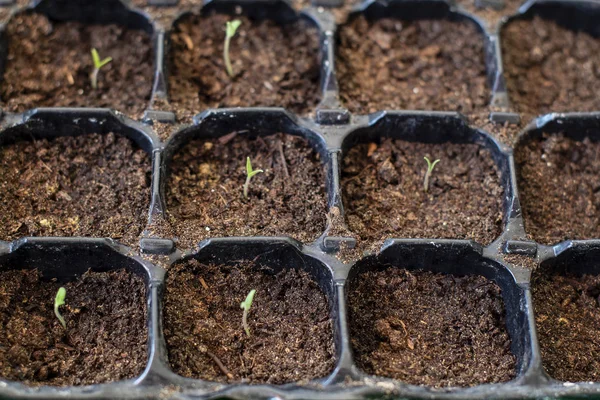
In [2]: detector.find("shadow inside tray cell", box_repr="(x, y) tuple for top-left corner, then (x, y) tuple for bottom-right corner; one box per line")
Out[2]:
(346, 241), (528, 387)
(162, 239), (337, 384)
(501, 1), (600, 116)
(162, 114), (329, 250)
(336, 1), (489, 115)
(341, 114), (509, 247)
(533, 243), (600, 383)
(167, 5), (321, 120)
(0, 1), (154, 117)
(0, 240), (150, 387)
(0, 114), (153, 247)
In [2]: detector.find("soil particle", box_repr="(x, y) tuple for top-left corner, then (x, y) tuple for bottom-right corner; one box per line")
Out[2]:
(1, 13), (154, 118)
(342, 139), (504, 246)
(515, 133), (600, 244)
(455, 0), (524, 32)
(337, 16), (488, 114)
(168, 13), (320, 121)
(532, 271), (600, 382)
(503, 254), (538, 270)
(164, 259), (335, 384)
(0, 133), (152, 247)
(0, 269), (148, 386)
(166, 133), (327, 249)
(348, 268), (516, 387)
(502, 16), (600, 115)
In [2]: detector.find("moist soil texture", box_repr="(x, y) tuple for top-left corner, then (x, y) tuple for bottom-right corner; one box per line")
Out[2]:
(515, 133), (600, 244)
(341, 139), (504, 246)
(0, 269), (147, 386)
(163, 259), (335, 384)
(337, 16), (488, 115)
(0, 133), (151, 247)
(168, 13), (320, 120)
(502, 16), (600, 115)
(166, 133), (327, 249)
(1, 13), (154, 117)
(348, 268), (516, 387)
(532, 271), (600, 382)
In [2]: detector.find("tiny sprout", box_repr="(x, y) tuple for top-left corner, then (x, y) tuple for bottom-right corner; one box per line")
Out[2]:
(223, 19), (242, 78)
(423, 156), (440, 193)
(54, 287), (67, 329)
(240, 289), (256, 337)
(90, 48), (113, 90)
(243, 156), (263, 199)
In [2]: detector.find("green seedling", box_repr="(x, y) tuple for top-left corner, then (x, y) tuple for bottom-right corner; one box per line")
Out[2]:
(423, 156), (440, 193)
(240, 289), (256, 336)
(243, 156), (263, 199)
(223, 19), (242, 78)
(90, 48), (113, 89)
(54, 287), (67, 329)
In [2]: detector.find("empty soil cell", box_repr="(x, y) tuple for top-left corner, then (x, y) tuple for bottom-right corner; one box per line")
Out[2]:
(515, 133), (600, 244)
(163, 259), (335, 383)
(168, 13), (320, 119)
(166, 133), (327, 249)
(0, 268), (147, 386)
(0, 133), (151, 246)
(336, 16), (488, 115)
(1, 13), (153, 117)
(502, 16), (600, 115)
(347, 268), (516, 387)
(532, 271), (600, 382)
(341, 139), (504, 246)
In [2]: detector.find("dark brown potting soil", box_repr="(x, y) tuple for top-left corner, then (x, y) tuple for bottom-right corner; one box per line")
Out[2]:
(0, 133), (151, 246)
(341, 139), (504, 246)
(1, 13), (154, 117)
(168, 13), (320, 120)
(502, 16), (600, 115)
(164, 259), (335, 383)
(348, 268), (516, 387)
(336, 16), (488, 114)
(532, 271), (600, 382)
(166, 133), (327, 249)
(0, 269), (148, 386)
(515, 133), (600, 244)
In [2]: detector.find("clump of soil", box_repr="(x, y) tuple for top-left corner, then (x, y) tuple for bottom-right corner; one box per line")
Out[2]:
(503, 254), (538, 270)
(0, 133), (151, 246)
(337, 16), (488, 114)
(164, 259), (335, 383)
(532, 271), (600, 382)
(166, 133), (327, 249)
(168, 13), (320, 120)
(0, 269), (148, 386)
(515, 133), (600, 244)
(347, 268), (516, 387)
(456, 0), (524, 32)
(342, 139), (504, 246)
(502, 16), (600, 115)
(1, 13), (154, 117)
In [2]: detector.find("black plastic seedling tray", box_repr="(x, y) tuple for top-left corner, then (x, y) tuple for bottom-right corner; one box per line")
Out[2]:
(0, 0), (600, 398)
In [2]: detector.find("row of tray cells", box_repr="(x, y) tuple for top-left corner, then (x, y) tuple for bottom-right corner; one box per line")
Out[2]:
(0, 118), (598, 248)
(0, 243), (598, 387)
(0, 3), (598, 118)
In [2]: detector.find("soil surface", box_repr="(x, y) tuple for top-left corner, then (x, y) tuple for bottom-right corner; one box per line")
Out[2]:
(337, 16), (488, 114)
(348, 268), (516, 387)
(532, 271), (600, 382)
(166, 133), (327, 249)
(1, 13), (154, 117)
(456, 0), (523, 32)
(502, 16), (600, 115)
(342, 139), (504, 246)
(0, 269), (147, 386)
(164, 259), (335, 383)
(503, 254), (538, 270)
(0, 133), (151, 246)
(168, 13), (320, 120)
(515, 133), (600, 244)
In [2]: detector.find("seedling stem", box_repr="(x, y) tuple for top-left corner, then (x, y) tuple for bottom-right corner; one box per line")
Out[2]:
(54, 287), (67, 329)
(224, 20), (242, 78)
(243, 156), (263, 199)
(90, 48), (113, 89)
(240, 289), (256, 336)
(423, 157), (440, 192)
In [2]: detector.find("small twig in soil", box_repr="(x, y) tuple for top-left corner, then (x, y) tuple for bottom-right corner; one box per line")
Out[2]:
(223, 19), (242, 78)
(199, 276), (209, 290)
(90, 48), (113, 90)
(240, 289), (256, 336)
(277, 140), (289, 178)
(54, 287), (67, 329)
(243, 157), (263, 199)
(423, 156), (441, 193)
(205, 349), (234, 380)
